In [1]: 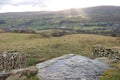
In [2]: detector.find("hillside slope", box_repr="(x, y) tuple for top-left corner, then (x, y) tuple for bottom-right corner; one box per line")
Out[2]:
(0, 6), (120, 30)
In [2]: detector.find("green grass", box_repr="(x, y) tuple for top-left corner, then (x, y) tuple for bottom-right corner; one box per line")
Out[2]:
(25, 75), (39, 80)
(100, 62), (120, 80)
(0, 32), (120, 80)
(0, 33), (119, 66)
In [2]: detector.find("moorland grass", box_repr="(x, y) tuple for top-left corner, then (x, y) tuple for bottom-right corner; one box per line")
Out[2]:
(0, 33), (120, 80)
(0, 33), (119, 66)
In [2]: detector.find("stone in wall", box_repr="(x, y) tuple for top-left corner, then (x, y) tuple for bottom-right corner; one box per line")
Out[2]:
(92, 45), (120, 62)
(0, 51), (26, 71)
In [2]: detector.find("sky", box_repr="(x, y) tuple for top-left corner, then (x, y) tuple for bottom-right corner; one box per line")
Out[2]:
(0, 0), (120, 13)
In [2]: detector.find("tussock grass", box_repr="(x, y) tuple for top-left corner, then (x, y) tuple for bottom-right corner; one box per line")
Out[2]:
(0, 33), (119, 66)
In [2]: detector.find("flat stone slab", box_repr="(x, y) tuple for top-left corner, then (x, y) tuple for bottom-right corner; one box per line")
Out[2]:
(36, 54), (109, 80)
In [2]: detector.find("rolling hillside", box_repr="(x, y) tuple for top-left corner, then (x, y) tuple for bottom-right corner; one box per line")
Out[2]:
(0, 6), (120, 80)
(0, 6), (120, 30)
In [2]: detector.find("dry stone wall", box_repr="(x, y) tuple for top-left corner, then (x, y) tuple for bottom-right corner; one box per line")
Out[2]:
(0, 51), (26, 71)
(92, 45), (120, 62)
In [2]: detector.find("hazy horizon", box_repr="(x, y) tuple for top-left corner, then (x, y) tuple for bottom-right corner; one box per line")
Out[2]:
(0, 0), (120, 13)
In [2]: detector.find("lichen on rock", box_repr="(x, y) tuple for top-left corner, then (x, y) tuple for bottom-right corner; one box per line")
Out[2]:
(36, 54), (109, 80)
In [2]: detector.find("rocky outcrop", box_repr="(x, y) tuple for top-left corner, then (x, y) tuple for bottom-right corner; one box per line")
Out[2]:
(36, 54), (109, 80)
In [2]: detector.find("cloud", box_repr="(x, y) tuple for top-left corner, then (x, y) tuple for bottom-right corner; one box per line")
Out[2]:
(0, 0), (47, 7)
(0, 5), (47, 13)
(0, 0), (120, 13)
(0, 0), (11, 5)
(0, 0), (48, 13)
(11, 0), (46, 7)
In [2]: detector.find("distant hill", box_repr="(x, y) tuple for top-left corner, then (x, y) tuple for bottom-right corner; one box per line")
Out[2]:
(55, 6), (120, 21)
(0, 6), (120, 30)
(83, 6), (120, 21)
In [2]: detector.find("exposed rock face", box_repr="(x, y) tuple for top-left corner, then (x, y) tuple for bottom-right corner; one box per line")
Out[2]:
(36, 54), (109, 80)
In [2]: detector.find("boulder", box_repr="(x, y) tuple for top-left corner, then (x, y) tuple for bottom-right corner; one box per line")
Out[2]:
(36, 54), (109, 80)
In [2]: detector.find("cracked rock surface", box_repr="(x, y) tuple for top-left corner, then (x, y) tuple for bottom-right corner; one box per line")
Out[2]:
(36, 54), (109, 80)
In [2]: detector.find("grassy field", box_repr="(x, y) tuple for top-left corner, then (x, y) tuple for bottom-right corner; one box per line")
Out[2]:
(0, 32), (120, 80)
(0, 33), (119, 66)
